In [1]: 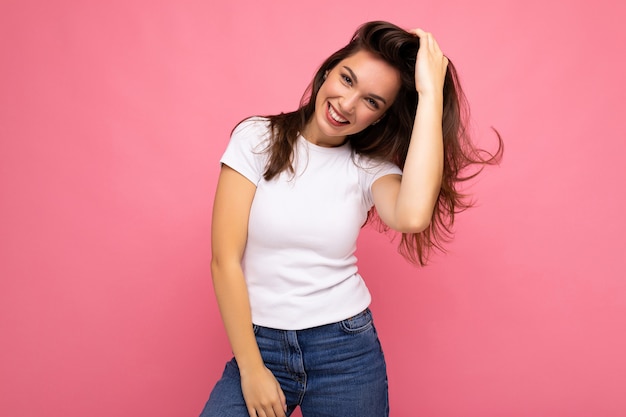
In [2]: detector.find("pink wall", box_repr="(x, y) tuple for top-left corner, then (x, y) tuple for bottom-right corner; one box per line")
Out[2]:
(1, 1), (625, 416)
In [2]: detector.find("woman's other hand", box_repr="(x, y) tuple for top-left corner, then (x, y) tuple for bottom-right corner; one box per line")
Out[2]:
(240, 365), (287, 417)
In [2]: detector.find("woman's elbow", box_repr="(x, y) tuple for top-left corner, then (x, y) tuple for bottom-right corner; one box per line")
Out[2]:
(394, 215), (431, 234)
(210, 256), (239, 282)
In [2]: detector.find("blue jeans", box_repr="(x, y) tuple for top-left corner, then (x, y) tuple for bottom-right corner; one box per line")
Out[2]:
(199, 308), (389, 417)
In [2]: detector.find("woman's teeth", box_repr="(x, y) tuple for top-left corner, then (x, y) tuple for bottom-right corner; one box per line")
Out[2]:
(328, 104), (348, 124)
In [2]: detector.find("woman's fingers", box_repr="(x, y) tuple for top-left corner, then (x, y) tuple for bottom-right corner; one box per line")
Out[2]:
(411, 28), (443, 55)
(278, 384), (287, 413)
(409, 27), (448, 94)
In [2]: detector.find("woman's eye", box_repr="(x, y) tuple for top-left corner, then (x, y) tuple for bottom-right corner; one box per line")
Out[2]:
(341, 74), (352, 85)
(367, 98), (379, 109)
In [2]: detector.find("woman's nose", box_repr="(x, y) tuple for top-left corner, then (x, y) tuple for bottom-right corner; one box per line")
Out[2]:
(340, 92), (358, 114)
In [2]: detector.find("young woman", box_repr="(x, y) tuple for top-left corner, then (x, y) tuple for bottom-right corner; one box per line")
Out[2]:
(200, 21), (501, 417)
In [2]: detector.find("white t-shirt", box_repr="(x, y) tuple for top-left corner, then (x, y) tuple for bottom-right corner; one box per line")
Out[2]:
(220, 117), (402, 330)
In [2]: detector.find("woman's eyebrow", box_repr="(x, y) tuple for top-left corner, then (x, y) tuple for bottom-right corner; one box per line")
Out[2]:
(342, 65), (388, 105)
(343, 66), (359, 84)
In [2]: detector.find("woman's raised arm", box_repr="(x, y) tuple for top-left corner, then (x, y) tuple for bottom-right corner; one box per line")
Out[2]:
(372, 28), (448, 233)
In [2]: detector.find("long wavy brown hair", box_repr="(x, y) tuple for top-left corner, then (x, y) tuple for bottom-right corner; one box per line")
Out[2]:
(260, 21), (503, 266)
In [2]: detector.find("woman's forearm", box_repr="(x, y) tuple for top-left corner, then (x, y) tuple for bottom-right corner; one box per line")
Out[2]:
(211, 260), (265, 373)
(394, 93), (444, 231)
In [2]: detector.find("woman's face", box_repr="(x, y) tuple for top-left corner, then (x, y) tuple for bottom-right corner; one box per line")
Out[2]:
(305, 50), (401, 147)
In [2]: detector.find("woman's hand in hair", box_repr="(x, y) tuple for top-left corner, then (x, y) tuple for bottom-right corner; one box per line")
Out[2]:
(410, 28), (449, 97)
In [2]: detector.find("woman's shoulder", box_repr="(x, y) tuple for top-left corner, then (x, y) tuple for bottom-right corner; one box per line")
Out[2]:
(228, 116), (273, 149)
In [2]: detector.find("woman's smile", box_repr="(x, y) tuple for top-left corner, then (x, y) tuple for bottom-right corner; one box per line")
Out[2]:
(326, 102), (350, 125)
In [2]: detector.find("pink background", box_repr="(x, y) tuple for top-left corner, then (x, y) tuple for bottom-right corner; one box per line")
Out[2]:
(1, 1), (625, 416)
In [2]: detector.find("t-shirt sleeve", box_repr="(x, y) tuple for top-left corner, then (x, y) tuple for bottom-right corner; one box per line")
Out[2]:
(219, 118), (270, 185)
(358, 156), (403, 208)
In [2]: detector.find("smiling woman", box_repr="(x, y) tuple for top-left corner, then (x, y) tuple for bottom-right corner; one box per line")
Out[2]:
(199, 21), (502, 417)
